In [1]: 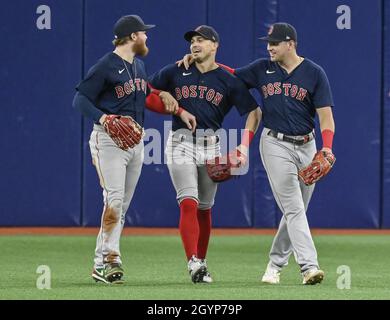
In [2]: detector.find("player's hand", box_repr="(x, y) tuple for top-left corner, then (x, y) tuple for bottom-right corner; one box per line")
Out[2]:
(159, 91), (179, 114)
(321, 147), (332, 153)
(99, 114), (107, 125)
(176, 54), (194, 70)
(179, 110), (197, 133)
(235, 144), (248, 167)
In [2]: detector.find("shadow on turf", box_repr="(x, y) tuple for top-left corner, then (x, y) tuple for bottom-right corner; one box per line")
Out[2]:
(60, 279), (308, 289)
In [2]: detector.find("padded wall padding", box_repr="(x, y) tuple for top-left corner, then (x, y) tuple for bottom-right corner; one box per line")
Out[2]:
(0, 0), (82, 225)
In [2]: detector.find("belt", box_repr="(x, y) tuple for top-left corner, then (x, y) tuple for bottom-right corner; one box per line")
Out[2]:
(267, 129), (314, 145)
(173, 133), (220, 147)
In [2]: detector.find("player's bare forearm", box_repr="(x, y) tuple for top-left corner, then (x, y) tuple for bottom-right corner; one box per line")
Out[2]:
(244, 107), (262, 133)
(317, 106), (335, 132)
(317, 106), (335, 151)
(178, 109), (197, 133)
(237, 107), (262, 157)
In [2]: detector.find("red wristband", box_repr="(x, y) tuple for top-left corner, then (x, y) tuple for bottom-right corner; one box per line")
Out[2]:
(176, 107), (184, 116)
(242, 129), (255, 147)
(322, 129), (334, 149)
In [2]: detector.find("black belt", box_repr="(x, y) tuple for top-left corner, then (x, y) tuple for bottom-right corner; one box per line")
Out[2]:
(267, 129), (314, 145)
(174, 133), (220, 147)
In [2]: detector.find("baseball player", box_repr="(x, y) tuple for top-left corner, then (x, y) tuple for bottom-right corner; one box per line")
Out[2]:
(72, 15), (196, 284)
(149, 25), (262, 283)
(179, 22), (335, 285)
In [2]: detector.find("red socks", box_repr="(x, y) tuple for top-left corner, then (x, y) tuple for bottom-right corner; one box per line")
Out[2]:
(179, 198), (199, 260)
(179, 198), (212, 261)
(197, 208), (211, 259)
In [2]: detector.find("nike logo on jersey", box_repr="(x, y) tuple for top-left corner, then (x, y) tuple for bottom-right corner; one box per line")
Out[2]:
(182, 72), (192, 76)
(118, 68), (125, 74)
(266, 70), (275, 74)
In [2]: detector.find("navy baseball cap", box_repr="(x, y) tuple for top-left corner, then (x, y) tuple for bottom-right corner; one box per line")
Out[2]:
(184, 25), (220, 43)
(114, 15), (155, 39)
(259, 23), (297, 42)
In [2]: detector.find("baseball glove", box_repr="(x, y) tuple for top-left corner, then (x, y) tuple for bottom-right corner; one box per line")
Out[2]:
(103, 115), (144, 150)
(206, 149), (245, 182)
(298, 150), (336, 186)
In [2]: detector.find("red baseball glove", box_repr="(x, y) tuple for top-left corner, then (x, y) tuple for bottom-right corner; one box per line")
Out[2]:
(298, 150), (336, 186)
(103, 115), (144, 150)
(206, 149), (246, 182)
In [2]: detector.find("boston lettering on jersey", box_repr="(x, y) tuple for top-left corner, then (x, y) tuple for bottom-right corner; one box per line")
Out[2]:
(235, 58), (334, 135)
(115, 78), (148, 98)
(261, 82), (307, 101)
(149, 63), (258, 131)
(174, 85), (223, 106)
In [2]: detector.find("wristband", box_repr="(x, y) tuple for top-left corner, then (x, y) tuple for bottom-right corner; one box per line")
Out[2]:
(175, 107), (184, 116)
(242, 129), (255, 147)
(321, 129), (334, 149)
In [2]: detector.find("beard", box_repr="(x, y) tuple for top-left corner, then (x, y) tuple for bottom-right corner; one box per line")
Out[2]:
(133, 39), (149, 56)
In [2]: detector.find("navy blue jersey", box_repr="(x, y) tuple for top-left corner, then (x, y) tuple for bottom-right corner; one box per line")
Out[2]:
(76, 52), (149, 126)
(235, 58), (334, 135)
(149, 64), (258, 131)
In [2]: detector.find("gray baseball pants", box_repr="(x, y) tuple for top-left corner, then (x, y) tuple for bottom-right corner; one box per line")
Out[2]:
(260, 128), (319, 272)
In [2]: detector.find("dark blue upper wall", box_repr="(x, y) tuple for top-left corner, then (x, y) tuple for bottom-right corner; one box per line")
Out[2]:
(382, 0), (390, 227)
(0, 0), (82, 226)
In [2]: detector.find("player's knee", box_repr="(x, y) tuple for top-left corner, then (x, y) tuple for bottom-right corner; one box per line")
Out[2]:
(109, 198), (123, 209)
(102, 199), (122, 228)
(177, 187), (198, 203)
(198, 201), (214, 210)
(284, 205), (305, 218)
(106, 198), (123, 219)
(178, 196), (199, 206)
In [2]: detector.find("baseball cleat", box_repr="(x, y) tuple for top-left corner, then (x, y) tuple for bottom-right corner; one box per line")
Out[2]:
(92, 267), (109, 284)
(302, 268), (324, 285)
(104, 263), (124, 284)
(261, 263), (281, 284)
(201, 271), (213, 283)
(199, 259), (213, 283)
(187, 256), (207, 283)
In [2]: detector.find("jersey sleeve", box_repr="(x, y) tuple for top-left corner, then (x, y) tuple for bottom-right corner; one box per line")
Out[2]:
(228, 77), (259, 116)
(148, 64), (174, 91)
(235, 60), (261, 89)
(312, 67), (334, 108)
(76, 63), (106, 102)
(72, 91), (104, 122)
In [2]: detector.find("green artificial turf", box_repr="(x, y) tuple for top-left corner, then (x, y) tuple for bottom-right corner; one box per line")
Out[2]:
(0, 234), (389, 300)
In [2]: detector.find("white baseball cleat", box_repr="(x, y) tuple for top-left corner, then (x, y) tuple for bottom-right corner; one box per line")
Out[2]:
(261, 264), (281, 284)
(187, 255), (207, 283)
(199, 259), (213, 283)
(302, 268), (325, 285)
